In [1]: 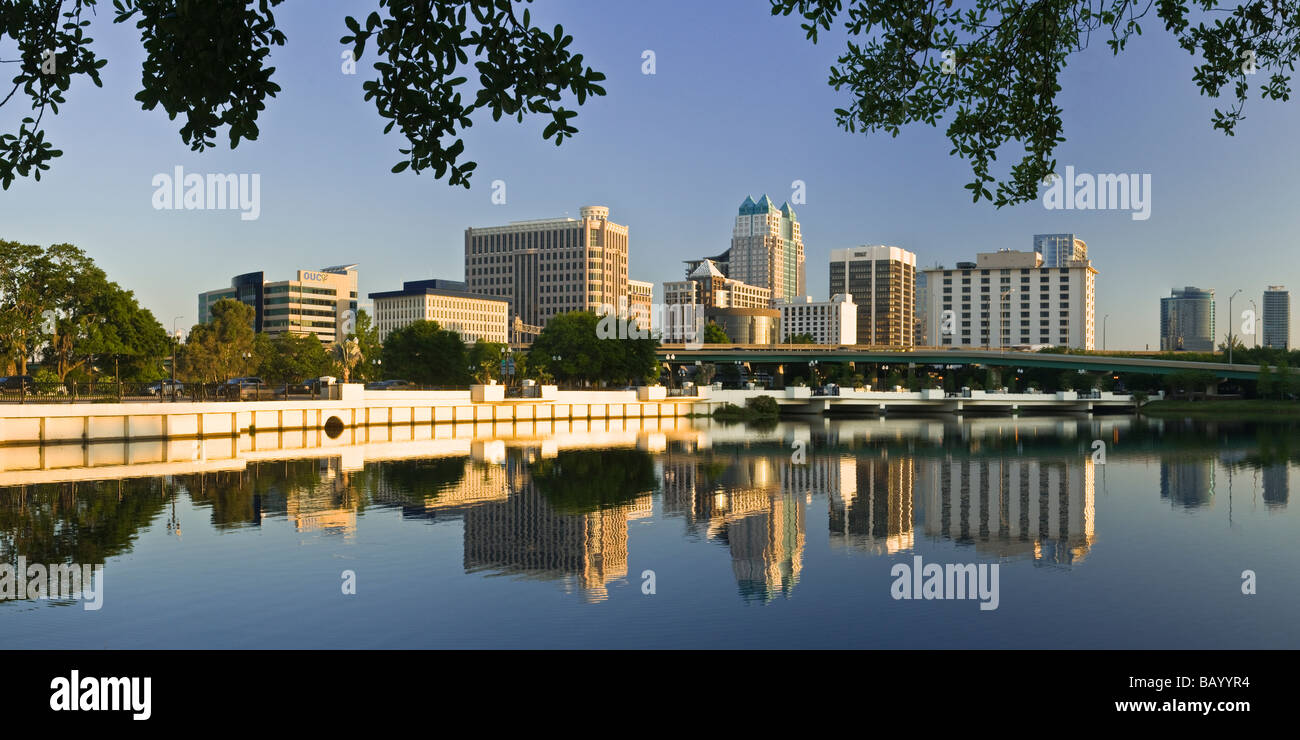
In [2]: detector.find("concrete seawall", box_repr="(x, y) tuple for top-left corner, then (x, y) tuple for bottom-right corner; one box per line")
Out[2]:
(0, 385), (712, 447)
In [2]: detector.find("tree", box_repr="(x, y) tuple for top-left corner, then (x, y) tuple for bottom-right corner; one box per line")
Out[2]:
(177, 298), (258, 383)
(45, 262), (169, 382)
(260, 333), (330, 385)
(771, 0), (1300, 206)
(349, 309), (382, 382)
(467, 339), (508, 383)
(529, 311), (658, 386)
(332, 338), (363, 383)
(786, 332), (816, 344)
(0, 1), (606, 189)
(1278, 359), (1295, 399)
(381, 320), (468, 386)
(703, 322), (730, 344)
(0, 240), (84, 375)
(1257, 362), (1276, 399)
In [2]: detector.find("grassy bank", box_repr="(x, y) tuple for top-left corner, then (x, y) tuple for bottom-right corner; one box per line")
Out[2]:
(1141, 399), (1300, 419)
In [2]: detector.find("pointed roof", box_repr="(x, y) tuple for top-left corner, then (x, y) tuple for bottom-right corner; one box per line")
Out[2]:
(688, 259), (726, 280)
(739, 194), (779, 215)
(780, 201), (797, 221)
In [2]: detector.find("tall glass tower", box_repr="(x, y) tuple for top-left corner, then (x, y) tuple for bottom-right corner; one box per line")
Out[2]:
(1263, 286), (1290, 350)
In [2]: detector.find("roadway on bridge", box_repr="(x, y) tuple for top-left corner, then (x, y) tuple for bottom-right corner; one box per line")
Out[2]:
(656, 346), (1262, 380)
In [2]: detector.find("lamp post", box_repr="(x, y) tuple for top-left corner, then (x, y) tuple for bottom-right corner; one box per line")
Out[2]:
(664, 353), (676, 389)
(1250, 299), (1258, 348)
(1229, 289), (1241, 364)
(171, 316), (183, 400)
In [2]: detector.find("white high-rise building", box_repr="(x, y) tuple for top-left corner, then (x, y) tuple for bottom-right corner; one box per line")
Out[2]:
(776, 295), (857, 345)
(924, 250), (1097, 350)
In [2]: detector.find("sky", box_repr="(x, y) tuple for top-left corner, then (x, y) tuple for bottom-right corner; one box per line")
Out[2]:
(3, 0), (1299, 351)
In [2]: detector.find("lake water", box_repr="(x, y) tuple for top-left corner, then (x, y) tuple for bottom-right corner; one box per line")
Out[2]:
(2, 415), (1296, 649)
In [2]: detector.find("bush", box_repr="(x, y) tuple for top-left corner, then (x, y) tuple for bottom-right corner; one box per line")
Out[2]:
(745, 395), (780, 417)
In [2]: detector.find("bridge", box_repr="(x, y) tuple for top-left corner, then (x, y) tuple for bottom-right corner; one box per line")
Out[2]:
(655, 345), (1262, 380)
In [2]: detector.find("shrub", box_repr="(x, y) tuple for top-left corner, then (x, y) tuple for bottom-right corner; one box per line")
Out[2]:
(745, 395), (780, 417)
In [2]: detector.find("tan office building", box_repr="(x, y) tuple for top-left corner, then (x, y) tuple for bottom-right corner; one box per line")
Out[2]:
(198, 264), (359, 344)
(369, 279), (509, 344)
(464, 205), (629, 337)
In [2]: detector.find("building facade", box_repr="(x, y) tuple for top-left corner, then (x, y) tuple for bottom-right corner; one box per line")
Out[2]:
(1160, 287), (1215, 351)
(662, 259), (773, 343)
(729, 195), (805, 301)
(368, 279), (509, 344)
(1033, 233), (1088, 268)
(627, 279), (654, 332)
(464, 205), (629, 336)
(776, 294), (857, 345)
(828, 245), (917, 346)
(924, 250), (1097, 350)
(1263, 286), (1289, 350)
(199, 264), (359, 344)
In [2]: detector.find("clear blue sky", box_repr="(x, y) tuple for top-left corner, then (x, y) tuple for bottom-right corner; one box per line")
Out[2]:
(3, 0), (1298, 350)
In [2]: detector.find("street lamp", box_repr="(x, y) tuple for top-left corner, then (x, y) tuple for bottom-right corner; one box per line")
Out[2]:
(1229, 289), (1242, 364)
(171, 316), (183, 400)
(1250, 299), (1258, 348)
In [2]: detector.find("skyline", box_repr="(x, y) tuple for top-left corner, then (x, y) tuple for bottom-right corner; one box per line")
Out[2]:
(2, 0), (1299, 351)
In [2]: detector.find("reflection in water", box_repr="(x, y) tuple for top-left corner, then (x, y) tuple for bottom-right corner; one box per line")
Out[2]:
(1161, 459), (1215, 509)
(920, 457), (1095, 564)
(1, 416), (1297, 611)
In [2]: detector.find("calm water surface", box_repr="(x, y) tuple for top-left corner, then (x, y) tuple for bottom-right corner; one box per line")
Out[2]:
(1, 415), (1296, 649)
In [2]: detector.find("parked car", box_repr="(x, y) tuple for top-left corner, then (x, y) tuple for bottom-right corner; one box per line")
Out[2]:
(281, 377), (333, 396)
(365, 379), (415, 390)
(219, 376), (265, 400)
(0, 375), (35, 393)
(145, 379), (186, 396)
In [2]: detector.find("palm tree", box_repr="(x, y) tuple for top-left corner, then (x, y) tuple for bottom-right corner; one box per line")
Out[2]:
(333, 338), (362, 383)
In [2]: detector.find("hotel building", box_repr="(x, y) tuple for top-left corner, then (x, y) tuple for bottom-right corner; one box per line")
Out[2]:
(1160, 287), (1215, 351)
(198, 264), (359, 344)
(464, 205), (629, 337)
(776, 294), (857, 345)
(368, 279), (510, 343)
(829, 245), (917, 346)
(923, 250), (1097, 350)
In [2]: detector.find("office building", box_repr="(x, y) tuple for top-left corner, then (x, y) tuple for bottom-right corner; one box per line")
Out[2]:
(662, 259), (776, 343)
(198, 264), (359, 344)
(464, 205), (629, 336)
(1160, 287), (1215, 351)
(923, 250), (1097, 350)
(1263, 286), (1289, 350)
(1033, 233), (1087, 268)
(729, 195), (805, 301)
(368, 279), (509, 343)
(627, 279), (654, 332)
(776, 294), (857, 345)
(683, 249), (731, 279)
(829, 245), (917, 346)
